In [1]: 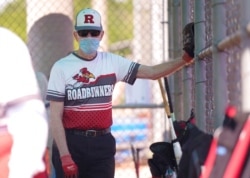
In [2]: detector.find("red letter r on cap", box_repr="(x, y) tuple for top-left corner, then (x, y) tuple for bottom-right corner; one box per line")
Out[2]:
(84, 15), (94, 24)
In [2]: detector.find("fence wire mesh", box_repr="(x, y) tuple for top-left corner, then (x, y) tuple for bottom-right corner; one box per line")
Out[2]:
(1, 0), (249, 177)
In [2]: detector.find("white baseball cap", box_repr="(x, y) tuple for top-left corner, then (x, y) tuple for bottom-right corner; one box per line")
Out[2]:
(75, 8), (102, 31)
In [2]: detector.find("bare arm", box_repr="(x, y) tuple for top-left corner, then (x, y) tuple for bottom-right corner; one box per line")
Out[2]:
(136, 58), (187, 80)
(50, 100), (69, 156)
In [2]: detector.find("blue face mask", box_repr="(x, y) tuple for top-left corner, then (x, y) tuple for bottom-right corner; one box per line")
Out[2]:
(79, 38), (100, 54)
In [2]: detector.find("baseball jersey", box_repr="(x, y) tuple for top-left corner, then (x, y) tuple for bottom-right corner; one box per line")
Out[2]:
(46, 52), (140, 129)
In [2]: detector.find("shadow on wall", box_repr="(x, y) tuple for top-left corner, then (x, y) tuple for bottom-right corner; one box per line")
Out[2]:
(28, 13), (74, 78)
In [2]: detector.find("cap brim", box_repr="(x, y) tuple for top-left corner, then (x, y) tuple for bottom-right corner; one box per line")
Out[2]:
(75, 26), (102, 31)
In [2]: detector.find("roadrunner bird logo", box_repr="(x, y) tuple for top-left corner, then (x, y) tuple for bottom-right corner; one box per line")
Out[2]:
(73, 67), (95, 84)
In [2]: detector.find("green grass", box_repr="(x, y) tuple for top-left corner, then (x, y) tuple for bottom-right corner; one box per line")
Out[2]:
(0, 0), (27, 40)
(0, 0), (133, 46)
(107, 0), (133, 44)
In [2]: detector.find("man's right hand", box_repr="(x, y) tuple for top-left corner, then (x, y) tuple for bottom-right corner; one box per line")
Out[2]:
(61, 154), (78, 178)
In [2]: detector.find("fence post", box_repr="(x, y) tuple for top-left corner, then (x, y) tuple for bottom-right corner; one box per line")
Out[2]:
(181, 0), (193, 119)
(212, 0), (228, 128)
(171, 0), (183, 121)
(241, 0), (250, 114)
(194, 0), (207, 131)
(92, 0), (108, 51)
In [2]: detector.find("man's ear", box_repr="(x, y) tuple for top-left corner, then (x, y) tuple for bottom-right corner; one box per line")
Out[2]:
(73, 31), (79, 41)
(99, 31), (104, 40)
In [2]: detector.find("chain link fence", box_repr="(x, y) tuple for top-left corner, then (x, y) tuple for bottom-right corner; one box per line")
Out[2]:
(1, 0), (166, 177)
(168, 0), (249, 134)
(1, 0), (250, 178)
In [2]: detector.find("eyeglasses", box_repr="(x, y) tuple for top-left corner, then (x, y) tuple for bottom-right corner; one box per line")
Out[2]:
(77, 30), (101, 37)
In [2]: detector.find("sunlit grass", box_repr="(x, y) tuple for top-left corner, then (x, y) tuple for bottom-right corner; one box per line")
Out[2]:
(0, 0), (133, 46)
